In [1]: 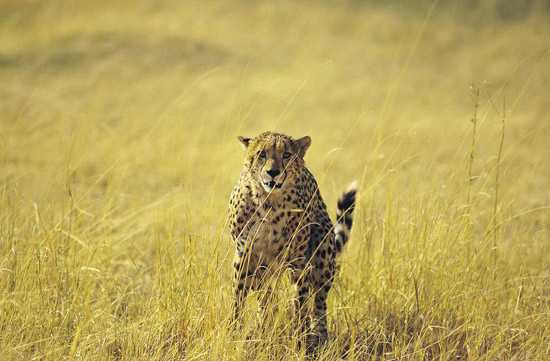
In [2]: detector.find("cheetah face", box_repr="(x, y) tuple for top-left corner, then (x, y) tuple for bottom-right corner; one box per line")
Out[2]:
(238, 132), (311, 193)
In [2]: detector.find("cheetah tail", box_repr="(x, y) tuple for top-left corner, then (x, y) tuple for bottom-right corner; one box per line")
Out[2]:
(334, 181), (358, 254)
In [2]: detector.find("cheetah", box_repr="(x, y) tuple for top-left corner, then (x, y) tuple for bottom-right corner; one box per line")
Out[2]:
(228, 131), (357, 351)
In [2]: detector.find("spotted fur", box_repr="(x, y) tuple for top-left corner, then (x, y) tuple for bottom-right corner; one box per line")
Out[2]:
(228, 131), (357, 351)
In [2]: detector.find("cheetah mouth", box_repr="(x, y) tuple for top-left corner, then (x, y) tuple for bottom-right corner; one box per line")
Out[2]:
(262, 179), (284, 192)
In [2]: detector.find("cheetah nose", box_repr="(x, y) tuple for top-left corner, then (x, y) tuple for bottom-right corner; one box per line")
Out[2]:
(267, 169), (280, 177)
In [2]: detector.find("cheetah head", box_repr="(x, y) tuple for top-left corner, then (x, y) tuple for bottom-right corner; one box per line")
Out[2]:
(238, 131), (311, 193)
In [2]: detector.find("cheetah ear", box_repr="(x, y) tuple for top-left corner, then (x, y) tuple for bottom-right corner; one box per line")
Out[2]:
(294, 136), (311, 157)
(238, 136), (251, 149)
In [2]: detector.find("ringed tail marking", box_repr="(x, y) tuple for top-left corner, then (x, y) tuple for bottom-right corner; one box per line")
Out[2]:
(334, 181), (358, 253)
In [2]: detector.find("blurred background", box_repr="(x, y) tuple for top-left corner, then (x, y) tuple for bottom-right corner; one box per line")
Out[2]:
(2, 0), (549, 207)
(1, 1), (549, 360)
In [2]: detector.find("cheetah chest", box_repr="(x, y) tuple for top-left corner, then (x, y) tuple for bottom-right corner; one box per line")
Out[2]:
(243, 208), (291, 260)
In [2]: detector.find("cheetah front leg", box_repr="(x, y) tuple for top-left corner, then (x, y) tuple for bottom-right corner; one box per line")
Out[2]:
(290, 268), (312, 349)
(232, 282), (249, 329)
(231, 252), (251, 328)
(310, 261), (335, 349)
(311, 289), (329, 348)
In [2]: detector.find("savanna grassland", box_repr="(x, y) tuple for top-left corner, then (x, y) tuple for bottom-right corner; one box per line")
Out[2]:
(1, 1), (549, 360)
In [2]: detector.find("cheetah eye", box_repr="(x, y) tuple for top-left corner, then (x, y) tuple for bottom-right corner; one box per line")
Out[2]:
(258, 150), (267, 159)
(283, 152), (292, 159)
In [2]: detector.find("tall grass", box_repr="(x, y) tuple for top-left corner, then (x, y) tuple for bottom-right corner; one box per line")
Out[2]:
(1, 1), (549, 360)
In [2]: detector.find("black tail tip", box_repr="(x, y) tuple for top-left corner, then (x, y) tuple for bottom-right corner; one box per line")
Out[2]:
(337, 181), (358, 212)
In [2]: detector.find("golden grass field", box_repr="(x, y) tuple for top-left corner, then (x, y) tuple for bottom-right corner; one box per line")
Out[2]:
(1, 0), (549, 360)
